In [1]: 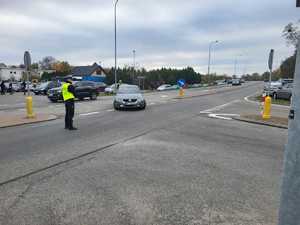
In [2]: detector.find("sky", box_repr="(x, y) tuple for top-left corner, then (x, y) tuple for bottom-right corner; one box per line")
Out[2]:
(0, 0), (299, 75)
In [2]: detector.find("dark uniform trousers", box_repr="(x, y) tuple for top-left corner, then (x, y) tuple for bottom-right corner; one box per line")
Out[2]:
(65, 99), (75, 129)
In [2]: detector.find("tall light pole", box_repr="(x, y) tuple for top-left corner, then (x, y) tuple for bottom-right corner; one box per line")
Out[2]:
(133, 50), (136, 82)
(114, 0), (119, 89)
(208, 40), (219, 76)
(234, 54), (243, 77)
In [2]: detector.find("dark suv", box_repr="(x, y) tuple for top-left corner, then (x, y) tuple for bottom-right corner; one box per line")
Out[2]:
(47, 81), (99, 102)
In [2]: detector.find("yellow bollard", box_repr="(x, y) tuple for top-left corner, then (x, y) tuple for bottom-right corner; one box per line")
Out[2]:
(26, 96), (35, 119)
(262, 96), (272, 120)
(179, 87), (184, 97)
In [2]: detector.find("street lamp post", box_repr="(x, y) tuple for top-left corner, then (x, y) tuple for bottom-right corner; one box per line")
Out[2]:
(133, 50), (136, 82)
(234, 54), (243, 77)
(208, 40), (219, 76)
(114, 0), (119, 90)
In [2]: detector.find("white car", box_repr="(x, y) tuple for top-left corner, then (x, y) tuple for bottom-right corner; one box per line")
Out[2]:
(105, 84), (117, 94)
(157, 84), (174, 91)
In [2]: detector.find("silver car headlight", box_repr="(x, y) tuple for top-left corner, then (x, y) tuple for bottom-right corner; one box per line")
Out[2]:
(115, 97), (123, 103)
(137, 97), (144, 102)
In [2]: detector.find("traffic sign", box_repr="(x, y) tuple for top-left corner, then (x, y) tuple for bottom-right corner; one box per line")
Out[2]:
(177, 79), (185, 87)
(24, 51), (31, 71)
(268, 49), (274, 71)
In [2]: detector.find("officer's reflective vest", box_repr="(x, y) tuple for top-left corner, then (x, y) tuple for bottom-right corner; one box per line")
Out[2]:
(62, 83), (75, 101)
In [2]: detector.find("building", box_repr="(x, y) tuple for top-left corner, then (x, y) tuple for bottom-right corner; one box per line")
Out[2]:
(71, 62), (108, 82)
(0, 64), (25, 81)
(0, 62), (57, 81)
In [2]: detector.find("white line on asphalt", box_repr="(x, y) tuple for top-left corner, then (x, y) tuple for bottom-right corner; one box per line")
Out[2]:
(106, 109), (114, 112)
(244, 94), (260, 105)
(79, 112), (100, 117)
(149, 102), (156, 105)
(244, 94), (291, 109)
(160, 95), (168, 98)
(0, 104), (8, 107)
(208, 113), (239, 120)
(200, 100), (240, 114)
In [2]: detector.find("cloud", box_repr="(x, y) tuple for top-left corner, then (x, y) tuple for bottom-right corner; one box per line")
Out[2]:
(0, 0), (298, 74)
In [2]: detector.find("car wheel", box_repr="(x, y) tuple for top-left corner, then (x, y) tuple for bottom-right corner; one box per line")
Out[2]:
(79, 97), (84, 101)
(90, 92), (97, 100)
(140, 102), (146, 110)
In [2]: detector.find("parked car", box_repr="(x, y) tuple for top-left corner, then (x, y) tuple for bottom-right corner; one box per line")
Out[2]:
(94, 82), (107, 92)
(189, 83), (202, 88)
(34, 81), (61, 95)
(273, 83), (293, 100)
(47, 81), (99, 102)
(157, 84), (174, 91)
(232, 79), (242, 86)
(113, 85), (146, 110)
(279, 78), (293, 86)
(105, 84), (117, 94)
(263, 81), (282, 96)
(215, 80), (226, 86)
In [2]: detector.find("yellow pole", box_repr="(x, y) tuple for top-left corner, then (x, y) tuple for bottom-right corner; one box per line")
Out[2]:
(179, 87), (184, 97)
(26, 96), (35, 119)
(262, 96), (272, 120)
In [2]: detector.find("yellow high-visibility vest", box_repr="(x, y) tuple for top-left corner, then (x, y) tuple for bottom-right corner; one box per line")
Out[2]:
(62, 83), (75, 101)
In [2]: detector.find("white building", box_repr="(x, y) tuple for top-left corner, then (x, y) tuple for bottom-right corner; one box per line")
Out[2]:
(0, 65), (25, 81)
(0, 63), (55, 81)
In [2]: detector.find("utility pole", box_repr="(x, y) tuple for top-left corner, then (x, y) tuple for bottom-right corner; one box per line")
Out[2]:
(114, 0), (119, 90)
(278, 29), (300, 224)
(133, 50), (136, 82)
(234, 58), (237, 77)
(208, 40), (218, 76)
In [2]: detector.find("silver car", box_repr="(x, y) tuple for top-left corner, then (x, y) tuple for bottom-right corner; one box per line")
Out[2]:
(273, 83), (293, 100)
(113, 85), (146, 110)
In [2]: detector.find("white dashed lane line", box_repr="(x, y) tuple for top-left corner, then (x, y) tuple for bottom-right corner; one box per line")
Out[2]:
(79, 112), (101, 117)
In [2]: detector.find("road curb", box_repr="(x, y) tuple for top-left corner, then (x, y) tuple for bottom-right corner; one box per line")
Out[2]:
(0, 114), (58, 128)
(232, 117), (288, 129)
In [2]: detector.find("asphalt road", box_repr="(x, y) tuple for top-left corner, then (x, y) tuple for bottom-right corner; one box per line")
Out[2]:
(0, 83), (286, 225)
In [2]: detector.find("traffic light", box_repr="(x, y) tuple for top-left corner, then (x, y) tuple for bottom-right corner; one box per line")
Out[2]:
(297, 0), (300, 7)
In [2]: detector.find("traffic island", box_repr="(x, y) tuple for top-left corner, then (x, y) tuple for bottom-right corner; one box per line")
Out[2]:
(233, 114), (288, 129)
(0, 113), (57, 128)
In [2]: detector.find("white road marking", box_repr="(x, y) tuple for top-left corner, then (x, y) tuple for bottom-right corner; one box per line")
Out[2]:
(200, 100), (240, 114)
(106, 109), (114, 112)
(208, 113), (239, 120)
(79, 112), (100, 117)
(149, 102), (156, 105)
(244, 94), (290, 108)
(160, 95), (168, 98)
(244, 94), (260, 105)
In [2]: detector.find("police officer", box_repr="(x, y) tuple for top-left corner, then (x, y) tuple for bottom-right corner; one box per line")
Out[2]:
(62, 79), (77, 130)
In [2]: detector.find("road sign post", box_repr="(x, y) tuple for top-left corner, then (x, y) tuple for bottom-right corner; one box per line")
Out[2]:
(24, 51), (35, 118)
(262, 49), (274, 120)
(177, 79), (185, 97)
(268, 49), (274, 95)
(278, 32), (300, 224)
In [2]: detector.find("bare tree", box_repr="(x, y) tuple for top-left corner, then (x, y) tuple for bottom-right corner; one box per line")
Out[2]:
(283, 20), (300, 48)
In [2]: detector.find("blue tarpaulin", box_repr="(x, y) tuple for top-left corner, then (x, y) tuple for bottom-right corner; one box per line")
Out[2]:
(82, 75), (106, 83)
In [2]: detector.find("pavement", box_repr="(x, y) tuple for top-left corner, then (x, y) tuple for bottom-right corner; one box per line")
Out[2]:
(0, 82), (287, 225)
(0, 84), (256, 128)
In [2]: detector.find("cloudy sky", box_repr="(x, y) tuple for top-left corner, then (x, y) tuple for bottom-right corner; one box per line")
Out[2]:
(0, 0), (299, 75)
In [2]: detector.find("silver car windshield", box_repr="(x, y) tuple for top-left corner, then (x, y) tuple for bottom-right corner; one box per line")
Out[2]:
(118, 87), (140, 94)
